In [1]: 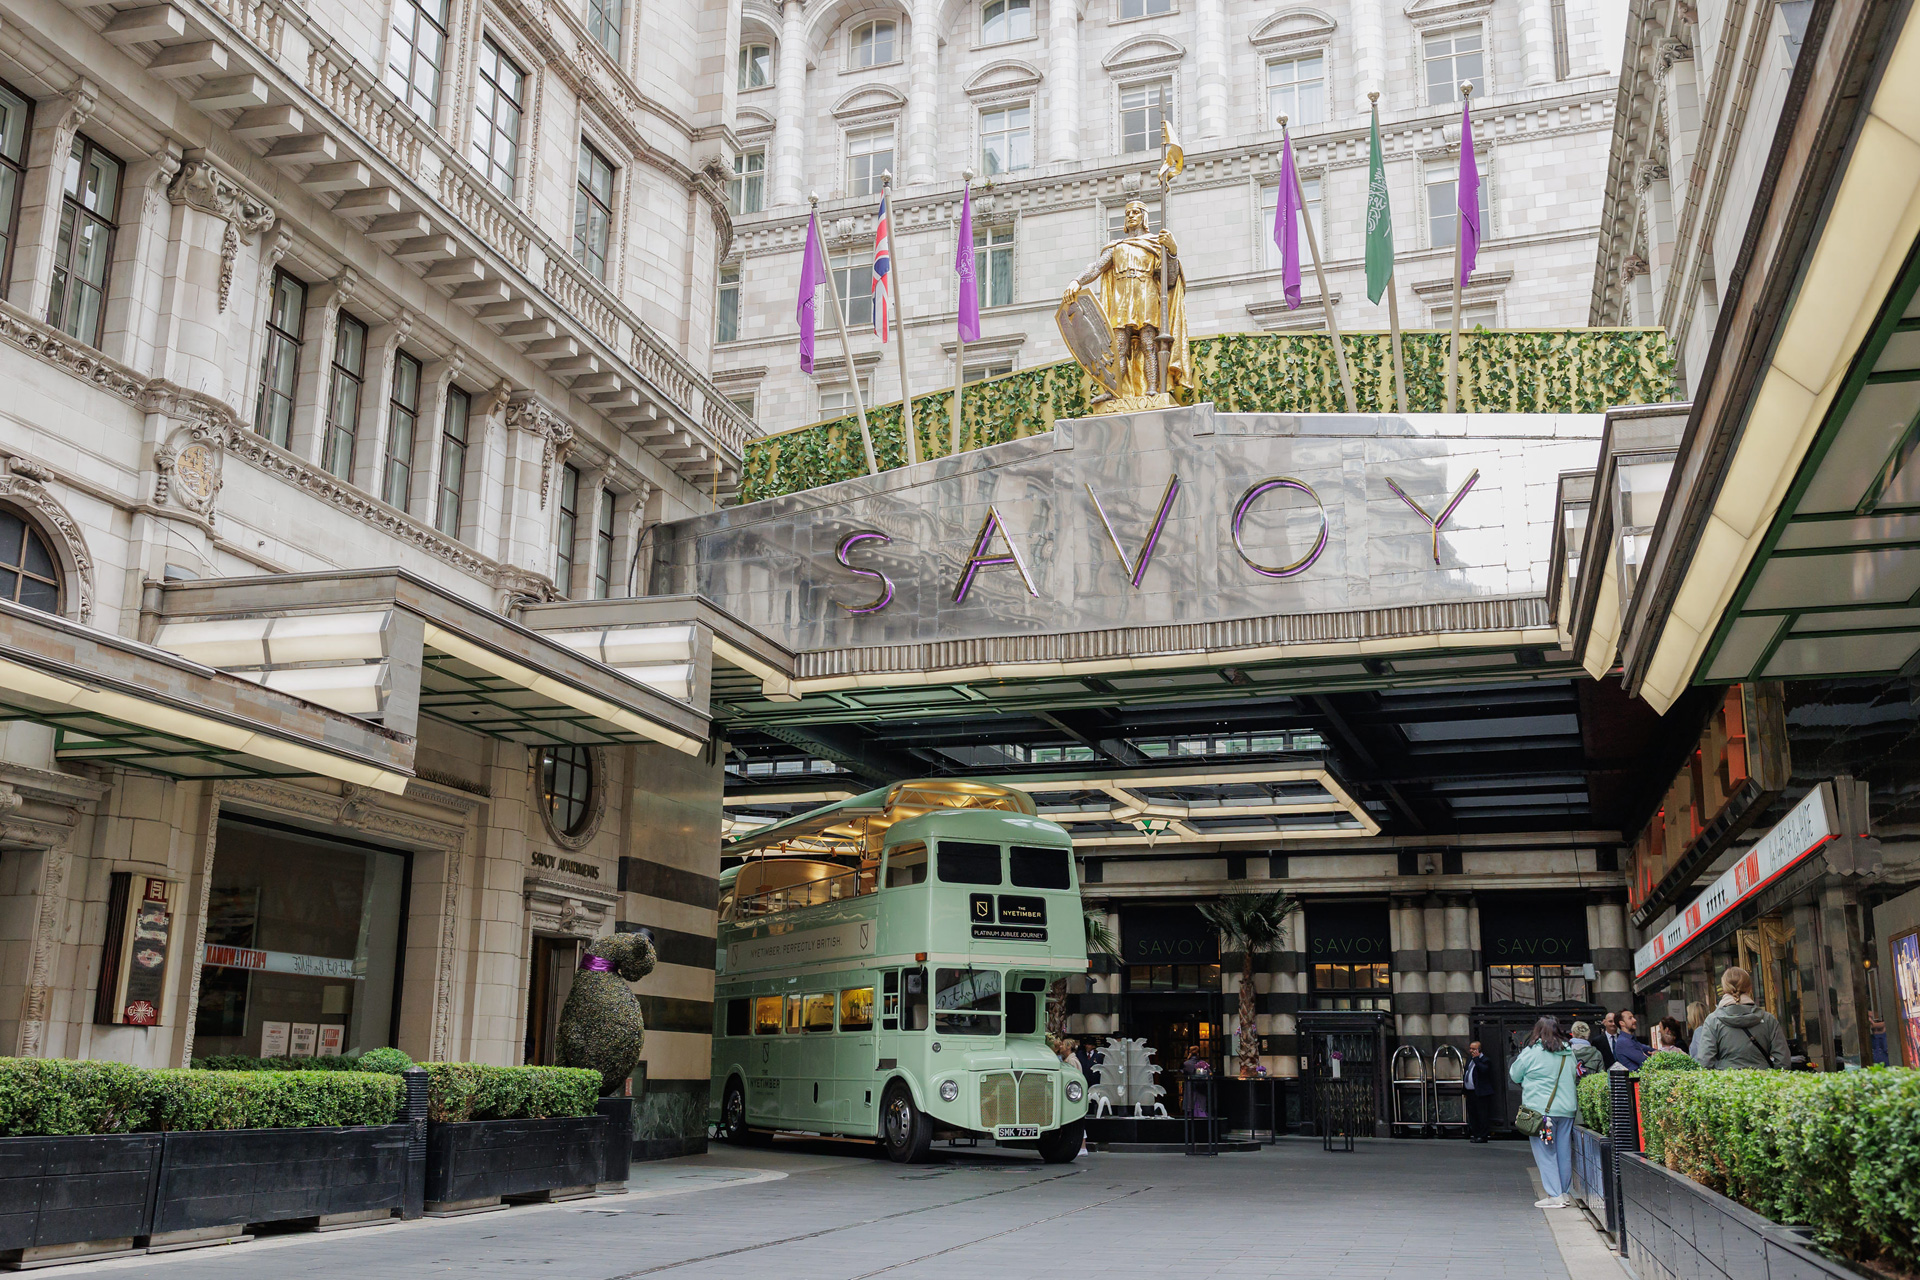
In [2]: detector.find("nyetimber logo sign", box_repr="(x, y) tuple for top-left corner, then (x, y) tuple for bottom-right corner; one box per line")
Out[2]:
(828, 469), (1480, 615)
(1634, 783), (1840, 977)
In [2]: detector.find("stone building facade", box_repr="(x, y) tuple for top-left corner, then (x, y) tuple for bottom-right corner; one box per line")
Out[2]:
(0, 0), (752, 1157)
(713, 0), (1625, 429)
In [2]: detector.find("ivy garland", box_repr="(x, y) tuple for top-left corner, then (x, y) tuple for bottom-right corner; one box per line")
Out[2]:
(739, 328), (1676, 503)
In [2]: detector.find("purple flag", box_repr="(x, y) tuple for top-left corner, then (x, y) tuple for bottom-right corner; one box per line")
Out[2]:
(1274, 127), (1303, 310)
(797, 209), (827, 374)
(955, 182), (980, 343)
(1458, 99), (1481, 286)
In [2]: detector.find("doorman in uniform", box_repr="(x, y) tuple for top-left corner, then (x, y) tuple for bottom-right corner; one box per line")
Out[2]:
(1464, 1041), (1498, 1142)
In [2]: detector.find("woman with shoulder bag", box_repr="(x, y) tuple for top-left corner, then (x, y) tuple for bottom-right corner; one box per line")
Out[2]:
(1693, 966), (1789, 1069)
(1508, 1015), (1579, 1208)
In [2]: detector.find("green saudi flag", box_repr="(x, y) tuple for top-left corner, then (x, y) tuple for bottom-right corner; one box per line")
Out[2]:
(1364, 108), (1394, 305)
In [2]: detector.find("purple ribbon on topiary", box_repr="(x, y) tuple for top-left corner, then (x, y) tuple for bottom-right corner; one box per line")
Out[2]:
(579, 954), (614, 973)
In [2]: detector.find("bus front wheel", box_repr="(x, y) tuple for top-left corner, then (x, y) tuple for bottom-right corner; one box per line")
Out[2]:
(881, 1083), (933, 1163)
(1036, 1121), (1084, 1164)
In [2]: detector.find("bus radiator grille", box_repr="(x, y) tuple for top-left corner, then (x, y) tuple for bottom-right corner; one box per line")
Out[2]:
(1018, 1071), (1054, 1128)
(980, 1073), (1018, 1129)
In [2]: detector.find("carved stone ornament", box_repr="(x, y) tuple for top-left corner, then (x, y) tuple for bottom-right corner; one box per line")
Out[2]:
(0, 458), (97, 623)
(169, 158), (276, 313)
(1656, 37), (1695, 75)
(505, 396), (575, 509)
(153, 424), (224, 515)
(1634, 161), (1670, 194)
(1620, 254), (1651, 285)
(523, 874), (617, 940)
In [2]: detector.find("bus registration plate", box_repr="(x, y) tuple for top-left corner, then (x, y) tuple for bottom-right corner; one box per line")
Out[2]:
(994, 1125), (1041, 1140)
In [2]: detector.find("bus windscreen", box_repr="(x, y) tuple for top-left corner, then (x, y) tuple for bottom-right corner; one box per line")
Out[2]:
(937, 841), (1002, 885)
(933, 967), (1002, 1034)
(1009, 845), (1071, 889)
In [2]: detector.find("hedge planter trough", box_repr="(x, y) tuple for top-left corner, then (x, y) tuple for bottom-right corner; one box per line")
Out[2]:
(1616, 1154), (1862, 1280)
(149, 1125), (410, 1243)
(0, 1133), (163, 1269)
(424, 1116), (610, 1214)
(1569, 1125), (1616, 1238)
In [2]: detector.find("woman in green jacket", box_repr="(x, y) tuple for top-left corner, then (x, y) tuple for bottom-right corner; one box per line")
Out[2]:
(1507, 1015), (1579, 1208)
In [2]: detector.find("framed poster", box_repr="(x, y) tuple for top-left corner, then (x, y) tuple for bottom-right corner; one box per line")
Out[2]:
(289, 1023), (318, 1057)
(260, 1021), (290, 1058)
(93, 874), (181, 1026)
(317, 1025), (344, 1057)
(1891, 928), (1920, 1068)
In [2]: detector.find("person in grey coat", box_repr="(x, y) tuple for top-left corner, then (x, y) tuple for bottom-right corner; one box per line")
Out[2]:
(1692, 966), (1789, 1070)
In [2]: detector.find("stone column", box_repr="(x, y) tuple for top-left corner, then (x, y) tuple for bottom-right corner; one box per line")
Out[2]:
(1518, 0), (1557, 86)
(412, 355), (465, 529)
(1047, 0), (1079, 163)
(1193, 0), (1227, 141)
(1659, 43), (1700, 197)
(1392, 896), (1429, 1046)
(905, 0), (940, 185)
(1267, 909), (1305, 1077)
(770, 0), (808, 207)
(1349, 0), (1385, 110)
(1590, 896), (1630, 1012)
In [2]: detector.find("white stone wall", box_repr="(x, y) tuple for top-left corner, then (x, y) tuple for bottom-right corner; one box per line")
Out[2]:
(718, 0), (1621, 430)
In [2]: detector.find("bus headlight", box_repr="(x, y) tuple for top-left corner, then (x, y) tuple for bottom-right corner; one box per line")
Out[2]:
(940, 1079), (959, 1102)
(1065, 1080), (1084, 1103)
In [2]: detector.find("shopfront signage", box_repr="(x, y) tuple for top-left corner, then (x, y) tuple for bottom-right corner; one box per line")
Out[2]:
(1634, 782), (1841, 977)
(1121, 905), (1219, 965)
(723, 919), (875, 974)
(531, 851), (601, 879)
(1479, 897), (1590, 963)
(1307, 902), (1391, 960)
(95, 874), (180, 1028)
(202, 943), (361, 979)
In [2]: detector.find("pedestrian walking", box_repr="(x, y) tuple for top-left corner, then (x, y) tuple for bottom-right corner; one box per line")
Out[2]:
(1508, 1015), (1578, 1208)
(1463, 1040), (1497, 1142)
(1567, 1021), (1605, 1076)
(1870, 1011), (1890, 1066)
(1612, 1009), (1650, 1069)
(1693, 966), (1789, 1069)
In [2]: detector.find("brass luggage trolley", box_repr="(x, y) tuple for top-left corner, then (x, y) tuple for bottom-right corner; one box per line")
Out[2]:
(1429, 1043), (1467, 1137)
(1389, 1045), (1428, 1138)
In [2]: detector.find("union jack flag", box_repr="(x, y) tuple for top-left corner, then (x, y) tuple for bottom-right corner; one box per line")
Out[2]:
(871, 192), (891, 342)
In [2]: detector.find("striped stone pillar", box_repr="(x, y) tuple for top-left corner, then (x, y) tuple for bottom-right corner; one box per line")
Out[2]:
(1590, 894), (1630, 1012)
(1434, 895), (1476, 1042)
(1392, 896), (1430, 1048)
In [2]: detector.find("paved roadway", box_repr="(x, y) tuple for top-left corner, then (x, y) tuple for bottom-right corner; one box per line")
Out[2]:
(49, 1137), (1599, 1280)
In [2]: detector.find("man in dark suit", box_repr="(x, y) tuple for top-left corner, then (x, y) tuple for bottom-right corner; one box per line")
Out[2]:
(1463, 1040), (1498, 1142)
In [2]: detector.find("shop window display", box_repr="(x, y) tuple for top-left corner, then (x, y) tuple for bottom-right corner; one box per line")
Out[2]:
(1311, 960), (1390, 1010)
(193, 820), (407, 1059)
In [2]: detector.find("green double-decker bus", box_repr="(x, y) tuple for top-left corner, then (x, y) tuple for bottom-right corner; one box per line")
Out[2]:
(710, 780), (1090, 1163)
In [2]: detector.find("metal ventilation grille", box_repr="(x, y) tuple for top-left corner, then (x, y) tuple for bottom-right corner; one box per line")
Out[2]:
(980, 1073), (1017, 1128)
(1018, 1072), (1053, 1127)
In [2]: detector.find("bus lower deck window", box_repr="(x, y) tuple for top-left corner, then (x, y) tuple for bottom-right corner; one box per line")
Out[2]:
(934, 967), (1002, 1034)
(727, 998), (750, 1037)
(802, 992), (835, 1031)
(754, 996), (782, 1034)
(840, 986), (874, 1031)
(937, 841), (1002, 885)
(1009, 845), (1071, 889)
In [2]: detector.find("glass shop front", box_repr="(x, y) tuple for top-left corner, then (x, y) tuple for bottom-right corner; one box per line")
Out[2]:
(192, 818), (409, 1060)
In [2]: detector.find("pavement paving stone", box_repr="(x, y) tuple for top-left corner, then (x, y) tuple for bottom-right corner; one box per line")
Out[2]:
(34, 1138), (1576, 1280)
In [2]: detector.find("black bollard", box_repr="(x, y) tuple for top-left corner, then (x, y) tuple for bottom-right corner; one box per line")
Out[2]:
(1606, 1063), (1637, 1256)
(402, 1066), (429, 1220)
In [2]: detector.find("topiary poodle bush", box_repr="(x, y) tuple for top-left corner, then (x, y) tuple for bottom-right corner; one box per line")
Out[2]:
(556, 930), (657, 1096)
(418, 1063), (600, 1123)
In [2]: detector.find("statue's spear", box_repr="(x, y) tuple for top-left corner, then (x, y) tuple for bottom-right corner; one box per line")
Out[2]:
(1156, 121), (1184, 397)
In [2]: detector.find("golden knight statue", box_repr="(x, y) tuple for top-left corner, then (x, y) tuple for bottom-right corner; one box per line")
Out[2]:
(1058, 199), (1192, 413)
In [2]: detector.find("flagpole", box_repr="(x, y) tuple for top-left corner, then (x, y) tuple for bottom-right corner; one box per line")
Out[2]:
(881, 171), (918, 466)
(953, 169), (973, 459)
(1371, 93), (1409, 415)
(1446, 83), (1472, 416)
(1281, 115), (1357, 414)
(815, 192), (879, 475)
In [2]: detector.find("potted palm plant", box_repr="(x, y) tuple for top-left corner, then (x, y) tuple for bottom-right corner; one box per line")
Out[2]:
(1198, 890), (1300, 1078)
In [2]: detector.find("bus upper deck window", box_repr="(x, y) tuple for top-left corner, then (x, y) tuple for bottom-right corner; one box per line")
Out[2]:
(933, 967), (1002, 1035)
(885, 842), (927, 887)
(937, 841), (1002, 885)
(785, 994), (802, 1033)
(753, 996), (782, 1034)
(802, 993), (836, 1032)
(1009, 844), (1071, 889)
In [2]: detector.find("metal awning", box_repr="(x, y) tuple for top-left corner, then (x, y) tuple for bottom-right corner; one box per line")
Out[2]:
(0, 599), (413, 792)
(1603, 0), (1920, 711)
(148, 569), (710, 756)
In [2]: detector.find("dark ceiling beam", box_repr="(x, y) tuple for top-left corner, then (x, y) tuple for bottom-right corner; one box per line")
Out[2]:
(1305, 694), (1428, 833)
(1032, 710), (1153, 766)
(754, 723), (925, 788)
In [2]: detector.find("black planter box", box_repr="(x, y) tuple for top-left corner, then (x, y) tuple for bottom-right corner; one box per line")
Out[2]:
(1569, 1124), (1616, 1237)
(596, 1098), (633, 1186)
(424, 1115), (610, 1208)
(1617, 1153), (1863, 1280)
(0, 1133), (162, 1254)
(151, 1125), (410, 1235)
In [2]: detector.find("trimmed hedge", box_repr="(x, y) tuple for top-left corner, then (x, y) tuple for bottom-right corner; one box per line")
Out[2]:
(420, 1063), (600, 1124)
(1577, 1071), (1609, 1132)
(0, 1058), (399, 1135)
(190, 1053), (370, 1072)
(1634, 1050), (1699, 1162)
(1644, 1068), (1920, 1273)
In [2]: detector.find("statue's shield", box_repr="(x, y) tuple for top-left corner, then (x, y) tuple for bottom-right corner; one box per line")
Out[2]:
(1056, 291), (1121, 396)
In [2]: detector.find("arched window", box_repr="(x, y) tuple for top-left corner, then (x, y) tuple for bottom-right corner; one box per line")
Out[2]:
(0, 505), (60, 613)
(738, 43), (771, 89)
(983, 0), (1032, 44)
(850, 20), (896, 67)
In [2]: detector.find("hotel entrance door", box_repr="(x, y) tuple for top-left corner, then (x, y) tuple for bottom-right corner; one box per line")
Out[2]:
(1123, 994), (1221, 1115)
(524, 935), (581, 1066)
